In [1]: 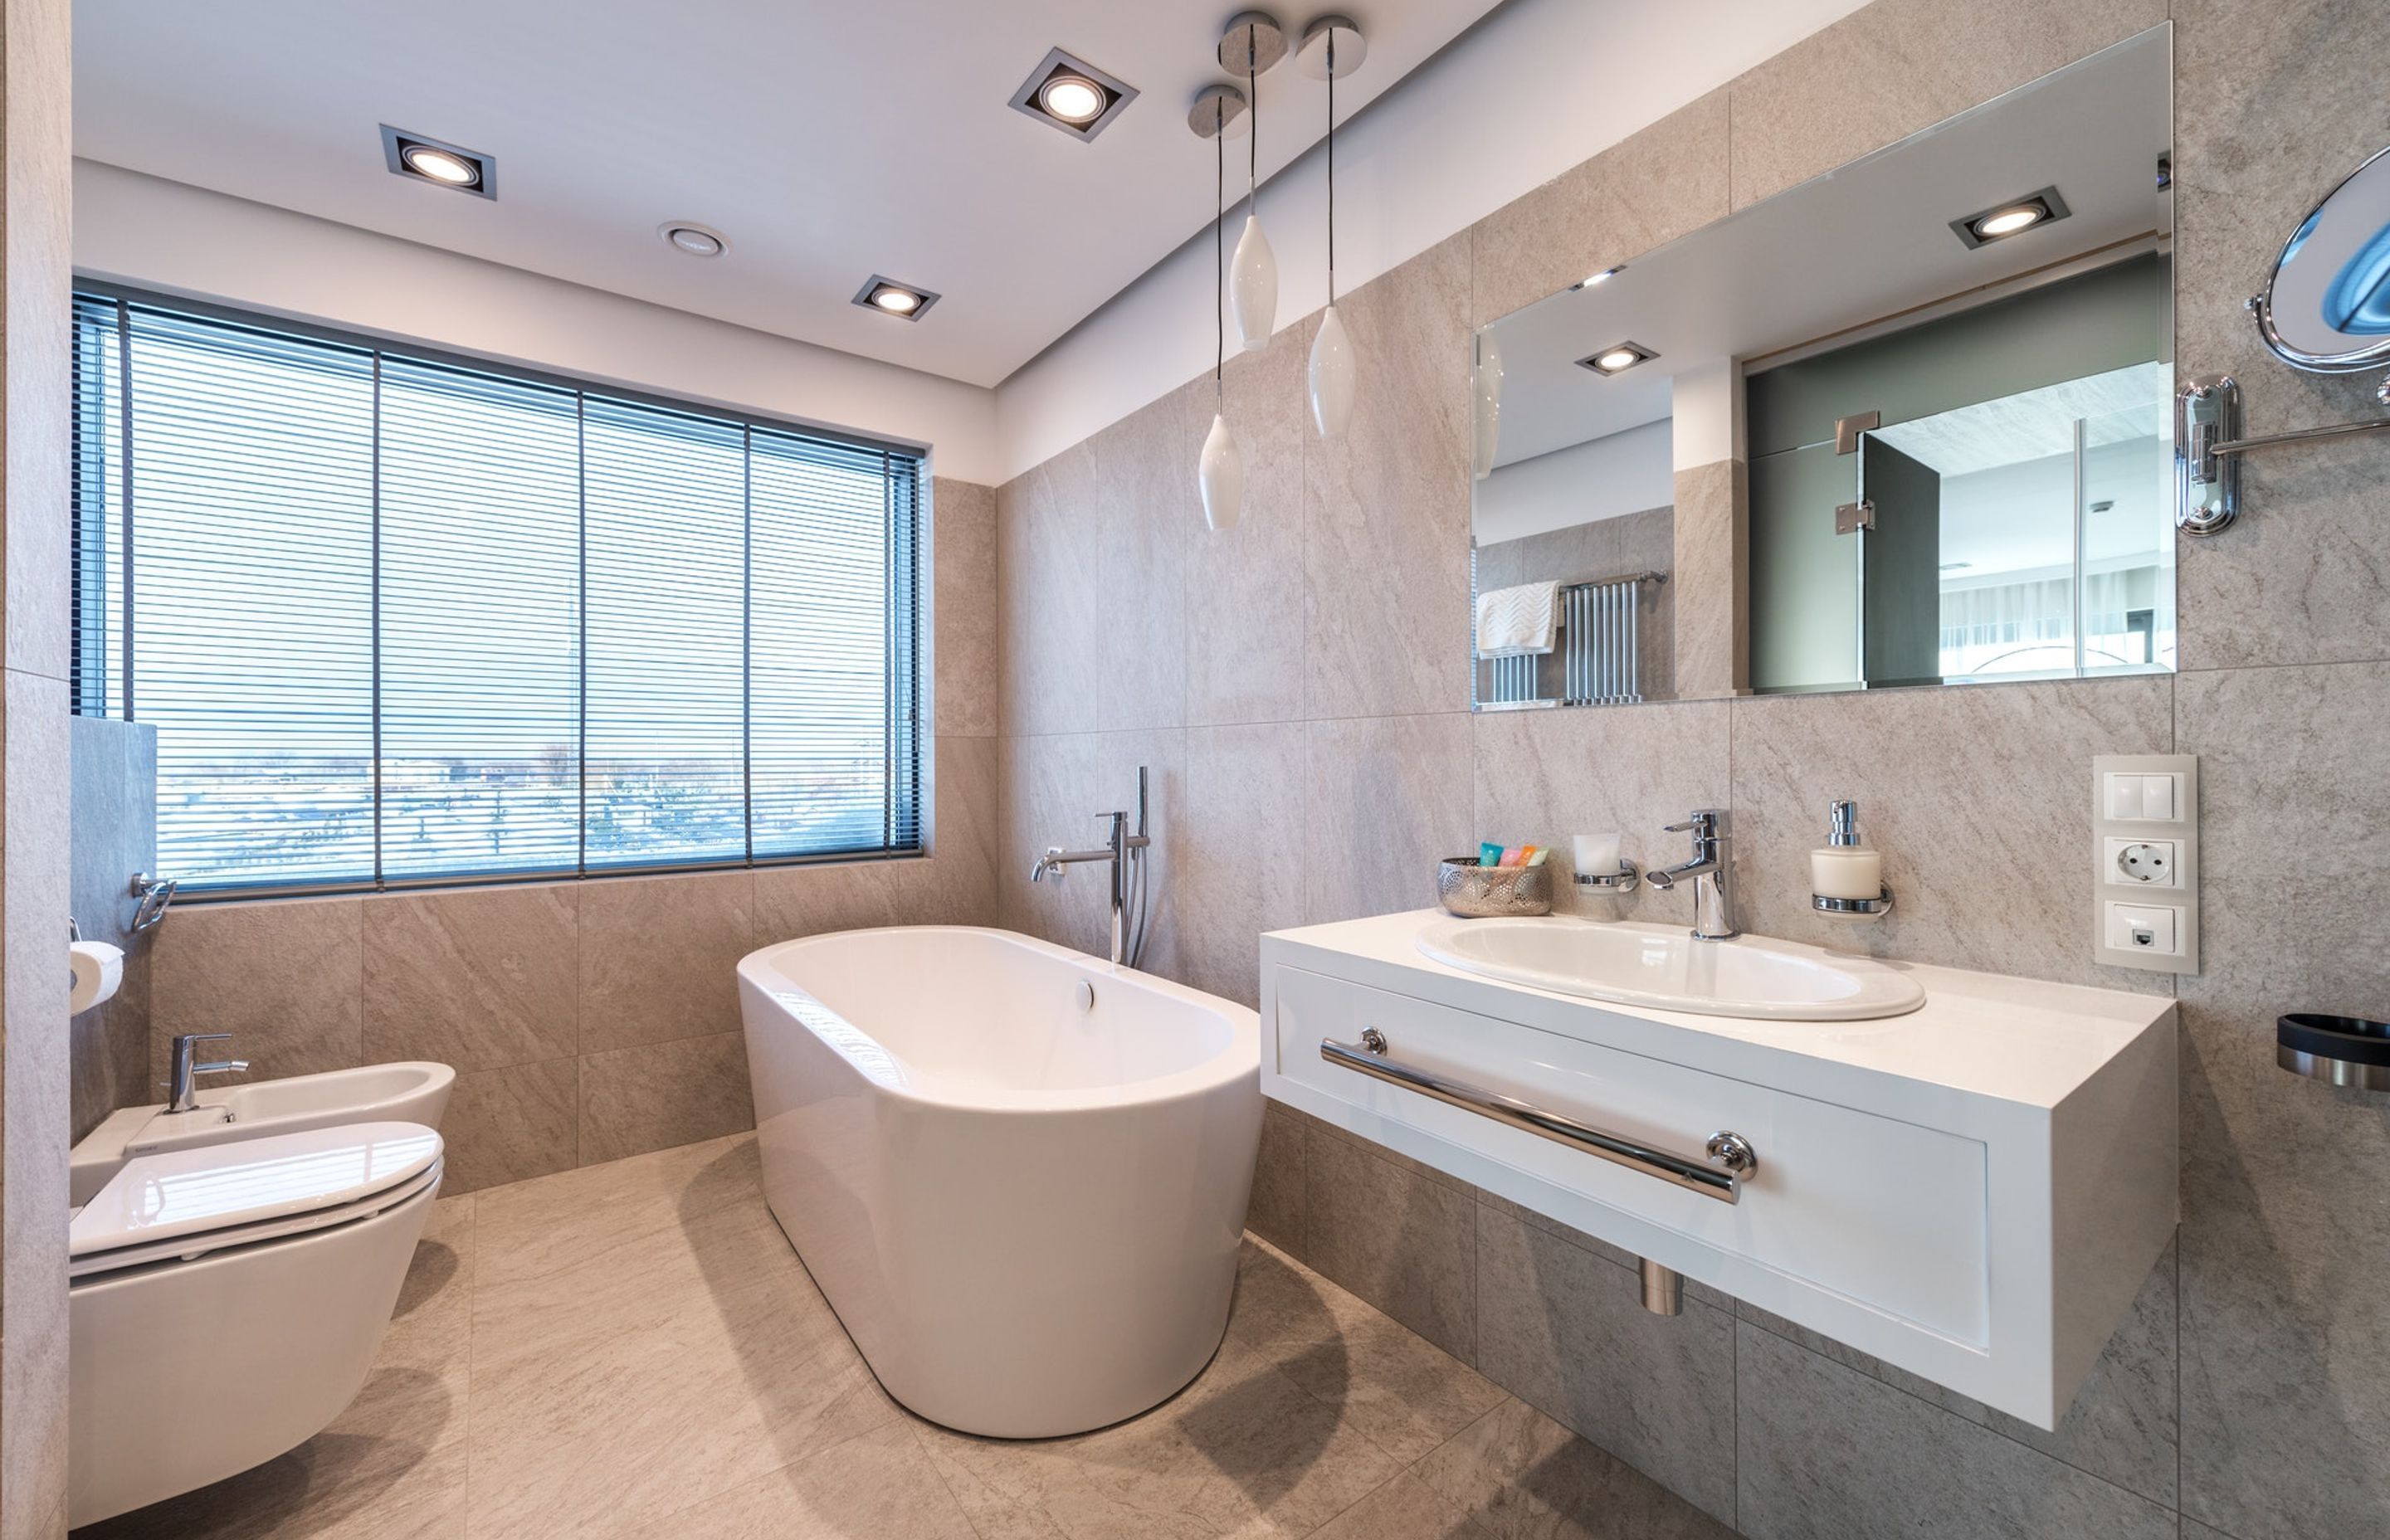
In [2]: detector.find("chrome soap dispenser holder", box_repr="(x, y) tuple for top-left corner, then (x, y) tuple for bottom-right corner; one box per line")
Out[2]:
(1811, 798), (1895, 918)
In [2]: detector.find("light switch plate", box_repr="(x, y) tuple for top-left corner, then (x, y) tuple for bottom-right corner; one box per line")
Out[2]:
(2093, 753), (2198, 974)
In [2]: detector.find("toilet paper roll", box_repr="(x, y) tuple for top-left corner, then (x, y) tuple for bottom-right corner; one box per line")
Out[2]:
(70, 940), (124, 1015)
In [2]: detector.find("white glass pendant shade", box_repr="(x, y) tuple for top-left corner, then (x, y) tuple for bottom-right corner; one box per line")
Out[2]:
(1230, 215), (1276, 351)
(1198, 412), (1243, 531)
(1310, 304), (1356, 439)
(1471, 334), (1504, 480)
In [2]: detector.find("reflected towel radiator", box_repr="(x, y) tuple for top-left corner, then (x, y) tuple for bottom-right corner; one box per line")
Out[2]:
(1563, 571), (1666, 705)
(1480, 570), (1668, 708)
(1490, 653), (1537, 704)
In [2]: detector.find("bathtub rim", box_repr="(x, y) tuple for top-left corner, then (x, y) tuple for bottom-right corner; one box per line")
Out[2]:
(738, 924), (1260, 1115)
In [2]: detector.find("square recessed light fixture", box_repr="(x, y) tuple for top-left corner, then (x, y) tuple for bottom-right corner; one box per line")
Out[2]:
(854, 275), (940, 321)
(380, 124), (496, 198)
(1950, 186), (2070, 249)
(1010, 46), (1139, 141)
(1578, 340), (1658, 376)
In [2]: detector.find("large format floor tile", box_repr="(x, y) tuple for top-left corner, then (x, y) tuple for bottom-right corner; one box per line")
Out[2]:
(75, 1136), (1731, 1540)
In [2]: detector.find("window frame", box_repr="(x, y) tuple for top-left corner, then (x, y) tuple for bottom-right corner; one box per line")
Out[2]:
(71, 280), (929, 901)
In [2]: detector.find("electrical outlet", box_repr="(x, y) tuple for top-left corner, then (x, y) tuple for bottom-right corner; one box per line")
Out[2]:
(2105, 902), (2181, 955)
(2109, 838), (2178, 887)
(2093, 754), (2199, 975)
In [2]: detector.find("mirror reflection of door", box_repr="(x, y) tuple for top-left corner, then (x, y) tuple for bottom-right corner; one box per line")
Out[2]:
(1857, 438), (1942, 686)
(1748, 251), (2173, 693)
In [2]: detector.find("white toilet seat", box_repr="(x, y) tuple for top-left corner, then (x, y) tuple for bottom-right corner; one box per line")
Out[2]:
(71, 1162), (442, 1279)
(71, 1119), (442, 1279)
(68, 1119), (447, 1528)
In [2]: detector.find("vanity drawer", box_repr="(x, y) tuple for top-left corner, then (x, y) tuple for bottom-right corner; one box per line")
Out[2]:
(1272, 965), (1990, 1344)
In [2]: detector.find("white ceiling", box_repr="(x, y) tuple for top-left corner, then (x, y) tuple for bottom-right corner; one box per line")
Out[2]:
(1483, 25), (2170, 468)
(1874, 363), (2169, 477)
(71, 0), (1505, 389)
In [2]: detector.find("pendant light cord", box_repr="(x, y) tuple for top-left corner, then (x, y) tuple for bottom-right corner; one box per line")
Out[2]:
(1216, 113), (1226, 408)
(1247, 27), (1259, 214)
(1326, 34), (1336, 304)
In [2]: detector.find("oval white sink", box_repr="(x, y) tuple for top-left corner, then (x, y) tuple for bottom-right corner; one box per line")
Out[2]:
(1415, 917), (1926, 1021)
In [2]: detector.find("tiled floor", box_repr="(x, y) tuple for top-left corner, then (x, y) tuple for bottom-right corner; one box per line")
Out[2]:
(77, 1133), (1731, 1540)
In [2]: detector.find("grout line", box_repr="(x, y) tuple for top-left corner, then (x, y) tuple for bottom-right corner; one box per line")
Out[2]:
(1729, 1284), (1740, 1533)
(908, 1416), (1002, 1540)
(2171, 655), (2390, 677)
(1297, 1468), (1409, 1538)
(1734, 1307), (2181, 1518)
(461, 1192), (482, 1537)
(577, 1022), (749, 1058)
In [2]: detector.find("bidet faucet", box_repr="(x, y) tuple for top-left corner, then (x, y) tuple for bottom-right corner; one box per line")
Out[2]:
(165, 1033), (247, 1114)
(1646, 810), (1739, 941)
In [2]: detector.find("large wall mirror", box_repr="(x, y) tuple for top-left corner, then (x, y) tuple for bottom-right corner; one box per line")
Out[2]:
(1471, 25), (2173, 707)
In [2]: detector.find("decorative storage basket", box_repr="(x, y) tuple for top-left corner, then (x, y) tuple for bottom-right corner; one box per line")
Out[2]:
(1436, 857), (1553, 918)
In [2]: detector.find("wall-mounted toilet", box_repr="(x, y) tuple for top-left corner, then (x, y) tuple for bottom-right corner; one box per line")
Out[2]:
(68, 1121), (444, 1528)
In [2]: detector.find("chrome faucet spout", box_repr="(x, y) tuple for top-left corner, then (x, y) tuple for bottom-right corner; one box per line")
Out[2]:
(1654, 811), (1739, 941)
(164, 1033), (247, 1114)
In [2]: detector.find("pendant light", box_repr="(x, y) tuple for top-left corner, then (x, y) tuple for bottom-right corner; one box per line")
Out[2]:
(1221, 14), (1285, 351)
(1192, 86), (1248, 531)
(1299, 17), (1365, 438)
(1472, 329), (1504, 480)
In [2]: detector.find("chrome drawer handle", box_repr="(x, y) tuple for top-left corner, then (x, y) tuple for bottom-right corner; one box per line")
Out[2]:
(1320, 1030), (1758, 1205)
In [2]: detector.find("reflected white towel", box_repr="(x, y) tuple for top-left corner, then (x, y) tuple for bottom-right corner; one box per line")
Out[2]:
(1476, 580), (1560, 656)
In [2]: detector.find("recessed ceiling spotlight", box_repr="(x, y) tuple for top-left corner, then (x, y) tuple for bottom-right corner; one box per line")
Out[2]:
(1951, 187), (2070, 249)
(1578, 340), (1659, 376)
(660, 222), (729, 258)
(854, 275), (940, 321)
(380, 124), (495, 199)
(1010, 47), (1139, 141)
(1040, 74), (1107, 124)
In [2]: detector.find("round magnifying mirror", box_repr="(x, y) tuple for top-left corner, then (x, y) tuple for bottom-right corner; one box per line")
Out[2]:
(2252, 143), (2390, 373)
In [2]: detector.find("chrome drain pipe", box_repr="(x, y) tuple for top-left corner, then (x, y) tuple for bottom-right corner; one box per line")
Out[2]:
(1640, 1257), (1683, 1317)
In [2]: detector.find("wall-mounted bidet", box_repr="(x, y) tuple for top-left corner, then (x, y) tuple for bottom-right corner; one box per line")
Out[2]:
(70, 1047), (455, 1206)
(69, 1120), (444, 1527)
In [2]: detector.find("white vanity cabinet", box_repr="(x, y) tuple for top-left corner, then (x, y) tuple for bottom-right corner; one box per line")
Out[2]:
(1258, 912), (2178, 1430)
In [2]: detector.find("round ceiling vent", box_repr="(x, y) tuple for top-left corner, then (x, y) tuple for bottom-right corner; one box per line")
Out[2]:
(659, 222), (728, 258)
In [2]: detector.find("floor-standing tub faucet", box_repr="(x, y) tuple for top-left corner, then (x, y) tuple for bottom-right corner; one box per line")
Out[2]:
(1027, 768), (1154, 967)
(1645, 809), (1739, 941)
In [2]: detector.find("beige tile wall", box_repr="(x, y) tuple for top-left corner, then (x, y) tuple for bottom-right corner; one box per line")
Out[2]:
(996, 4), (2390, 1537)
(127, 477), (1001, 1196)
(3, 0), (76, 1527)
(68, 717), (155, 1142)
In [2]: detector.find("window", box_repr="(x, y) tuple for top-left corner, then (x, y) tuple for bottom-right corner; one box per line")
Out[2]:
(71, 288), (924, 897)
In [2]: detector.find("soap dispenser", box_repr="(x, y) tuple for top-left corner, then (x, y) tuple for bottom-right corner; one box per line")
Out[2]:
(1811, 799), (1893, 916)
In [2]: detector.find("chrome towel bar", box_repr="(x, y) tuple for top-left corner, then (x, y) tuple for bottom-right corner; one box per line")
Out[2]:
(1319, 1030), (1757, 1203)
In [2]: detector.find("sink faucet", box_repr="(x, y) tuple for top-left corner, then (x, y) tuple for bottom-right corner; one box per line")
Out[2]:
(1027, 769), (1153, 967)
(165, 1032), (247, 1114)
(1646, 810), (1739, 941)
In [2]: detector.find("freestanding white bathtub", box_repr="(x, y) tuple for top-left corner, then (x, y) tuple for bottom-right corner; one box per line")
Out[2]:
(736, 926), (1263, 1437)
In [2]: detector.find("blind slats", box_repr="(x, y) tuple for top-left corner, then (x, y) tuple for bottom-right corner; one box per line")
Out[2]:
(71, 290), (924, 897)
